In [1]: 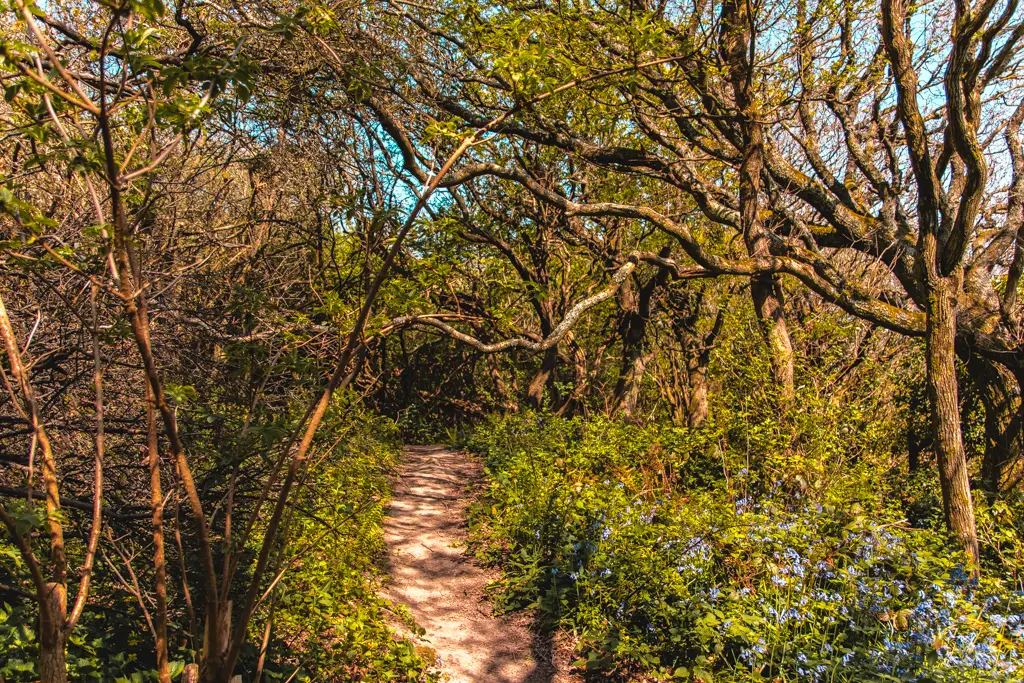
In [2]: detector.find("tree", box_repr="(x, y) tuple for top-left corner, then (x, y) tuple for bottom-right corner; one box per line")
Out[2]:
(354, 0), (1024, 568)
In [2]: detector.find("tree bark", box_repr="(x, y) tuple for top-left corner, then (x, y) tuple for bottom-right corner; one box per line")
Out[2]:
(684, 308), (724, 428)
(751, 277), (795, 401)
(613, 252), (671, 417)
(926, 276), (979, 569)
(969, 355), (1023, 493)
(146, 383), (172, 683)
(39, 583), (67, 683)
(487, 355), (518, 412)
(720, 0), (796, 402)
(556, 336), (589, 416)
(686, 361), (710, 428)
(618, 350), (655, 420)
(203, 600), (232, 681)
(0, 294), (69, 683)
(526, 347), (558, 410)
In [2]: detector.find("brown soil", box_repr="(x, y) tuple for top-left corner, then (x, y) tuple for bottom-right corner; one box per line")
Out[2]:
(384, 445), (576, 683)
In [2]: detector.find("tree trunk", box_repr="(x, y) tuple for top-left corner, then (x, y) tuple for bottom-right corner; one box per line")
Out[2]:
(556, 336), (589, 416)
(969, 355), (1023, 493)
(526, 347), (558, 410)
(613, 275), (668, 418)
(202, 600), (232, 682)
(487, 355), (518, 412)
(39, 583), (67, 683)
(619, 350), (654, 420)
(907, 386), (930, 474)
(686, 362), (710, 428)
(925, 277), (979, 569)
(720, 0), (796, 403)
(613, 326), (643, 417)
(751, 277), (795, 401)
(147, 383), (172, 683)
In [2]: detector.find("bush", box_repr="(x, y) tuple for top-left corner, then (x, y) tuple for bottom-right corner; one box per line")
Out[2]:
(468, 413), (1024, 682)
(0, 411), (439, 683)
(257, 413), (440, 682)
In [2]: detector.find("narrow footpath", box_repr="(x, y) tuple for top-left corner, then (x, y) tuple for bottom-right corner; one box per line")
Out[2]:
(384, 445), (561, 683)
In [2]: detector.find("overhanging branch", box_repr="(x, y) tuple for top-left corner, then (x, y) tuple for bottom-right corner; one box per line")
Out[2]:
(387, 255), (639, 353)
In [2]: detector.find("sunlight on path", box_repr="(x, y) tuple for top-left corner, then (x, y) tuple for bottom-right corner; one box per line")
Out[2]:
(384, 445), (558, 683)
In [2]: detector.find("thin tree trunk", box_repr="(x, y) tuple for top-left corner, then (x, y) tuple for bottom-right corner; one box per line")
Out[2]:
(0, 294), (66, 581)
(686, 363), (710, 428)
(253, 600), (276, 683)
(0, 294), (68, 683)
(147, 383), (172, 683)
(907, 386), (929, 474)
(98, 96), (223, 678)
(926, 276), (979, 570)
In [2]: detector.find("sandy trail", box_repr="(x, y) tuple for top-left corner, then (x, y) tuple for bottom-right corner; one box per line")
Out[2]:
(384, 445), (559, 683)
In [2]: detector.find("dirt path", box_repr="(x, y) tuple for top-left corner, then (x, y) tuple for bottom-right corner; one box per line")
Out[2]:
(384, 445), (562, 683)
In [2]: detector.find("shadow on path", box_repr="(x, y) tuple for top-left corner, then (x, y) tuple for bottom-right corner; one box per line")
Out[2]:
(384, 445), (559, 683)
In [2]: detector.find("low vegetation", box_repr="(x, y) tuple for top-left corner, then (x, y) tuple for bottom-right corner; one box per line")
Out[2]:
(468, 411), (1024, 682)
(1, 412), (438, 681)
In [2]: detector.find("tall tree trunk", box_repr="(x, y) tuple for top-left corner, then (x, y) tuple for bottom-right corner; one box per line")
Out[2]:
(926, 276), (979, 569)
(147, 383), (172, 683)
(968, 355), (1023, 493)
(0, 294), (68, 682)
(720, 0), (795, 402)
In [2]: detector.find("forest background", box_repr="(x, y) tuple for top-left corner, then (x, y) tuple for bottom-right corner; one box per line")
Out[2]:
(1, 0), (1024, 679)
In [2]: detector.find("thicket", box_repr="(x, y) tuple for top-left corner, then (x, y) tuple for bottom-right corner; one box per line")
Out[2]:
(469, 411), (1024, 681)
(1, 410), (438, 682)
(465, 318), (1024, 681)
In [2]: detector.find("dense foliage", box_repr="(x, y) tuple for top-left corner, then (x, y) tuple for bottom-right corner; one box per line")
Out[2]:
(1, 0), (1022, 679)
(0, 412), (439, 681)
(468, 411), (1024, 681)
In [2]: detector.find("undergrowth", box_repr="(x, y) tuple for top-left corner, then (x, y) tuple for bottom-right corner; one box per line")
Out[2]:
(467, 413), (1024, 682)
(0, 412), (439, 682)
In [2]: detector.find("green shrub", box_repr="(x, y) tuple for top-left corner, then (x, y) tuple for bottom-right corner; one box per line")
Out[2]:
(0, 411), (438, 683)
(468, 413), (1024, 682)
(258, 413), (441, 682)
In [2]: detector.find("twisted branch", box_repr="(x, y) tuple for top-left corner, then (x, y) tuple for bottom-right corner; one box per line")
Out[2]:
(388, 256), (639, 353)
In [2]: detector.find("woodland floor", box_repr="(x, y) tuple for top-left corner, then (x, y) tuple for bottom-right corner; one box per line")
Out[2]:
(383, 445), (577, 683)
